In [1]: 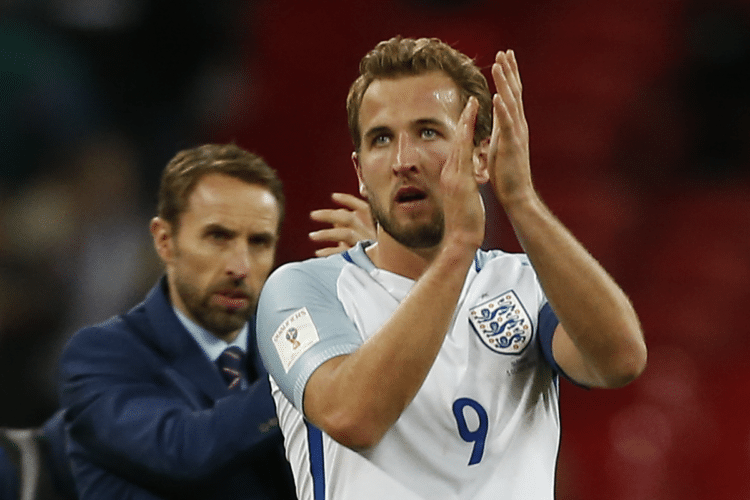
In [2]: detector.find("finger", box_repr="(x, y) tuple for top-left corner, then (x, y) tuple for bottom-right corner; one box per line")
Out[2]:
(495, 50), (521, 92)
(330, 192), (369, 211)
(507, 49), (522, 91)
(314, 243), (347, 258)
(494, 52), (524, 117)
(493, 72), (526, 143)
(310, 208), (354, 225)
(492, 62), (516, 119)
(491, 92), (512, 142)
(503, 50), (524, 115)
(309, 227), (357, 245)
(450, 96), (479, 175)
(460, 95), (479, 138)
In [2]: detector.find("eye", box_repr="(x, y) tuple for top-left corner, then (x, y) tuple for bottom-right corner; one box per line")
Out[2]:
(372, 134), (391, 147)
(206, 228), (232, 242)
(420, 128), (438, 140)
(248, 234), (275, 249)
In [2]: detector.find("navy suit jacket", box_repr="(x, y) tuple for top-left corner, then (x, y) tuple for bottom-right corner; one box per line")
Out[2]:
(58, 278), (296, 499)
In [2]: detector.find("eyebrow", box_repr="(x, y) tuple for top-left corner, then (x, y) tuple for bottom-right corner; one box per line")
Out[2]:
(248, 232), (277, 245)
(201, 222), (235, 237)
(202, 222), (277, 241)
(414, 118), (447, 129)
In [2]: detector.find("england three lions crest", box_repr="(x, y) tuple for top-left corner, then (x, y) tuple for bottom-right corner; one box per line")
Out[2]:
(469, 291), (532, 355)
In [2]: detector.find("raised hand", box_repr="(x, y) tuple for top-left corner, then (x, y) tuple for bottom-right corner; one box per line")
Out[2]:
(488, 50), (533, 206)
(309, 192), (376, 257)
(440, 95), (486, 252)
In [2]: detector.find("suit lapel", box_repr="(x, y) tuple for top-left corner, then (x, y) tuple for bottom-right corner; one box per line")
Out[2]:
(244, 319), (264, 382)
(141, 278), (229, 400)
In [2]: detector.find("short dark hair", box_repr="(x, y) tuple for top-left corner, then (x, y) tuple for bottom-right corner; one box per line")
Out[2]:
(347, 36), (492, 151)
(156, 143), (285, 232)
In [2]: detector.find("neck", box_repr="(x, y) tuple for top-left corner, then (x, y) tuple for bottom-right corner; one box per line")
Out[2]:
(213, 328), (241, 344)
(366, 229), (441, 280)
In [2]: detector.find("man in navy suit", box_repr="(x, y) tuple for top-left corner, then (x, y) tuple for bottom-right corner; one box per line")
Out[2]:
(56, 143), (347, 499)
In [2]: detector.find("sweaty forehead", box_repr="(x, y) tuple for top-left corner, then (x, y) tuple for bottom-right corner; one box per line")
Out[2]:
(359, 72), (463, 127)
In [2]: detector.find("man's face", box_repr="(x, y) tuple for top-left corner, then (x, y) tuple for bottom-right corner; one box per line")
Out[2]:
(152, 173), (280, 341)
(353, 71), (465, 249)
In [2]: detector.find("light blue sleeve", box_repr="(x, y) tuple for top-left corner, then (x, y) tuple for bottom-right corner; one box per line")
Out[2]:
(256, 255), (362, 413)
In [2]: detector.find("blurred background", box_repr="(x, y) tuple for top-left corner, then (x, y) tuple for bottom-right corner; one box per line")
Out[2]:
(1, 0), (749, 498)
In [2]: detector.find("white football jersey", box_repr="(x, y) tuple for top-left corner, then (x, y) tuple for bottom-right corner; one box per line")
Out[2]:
(257, 242), (562, 500)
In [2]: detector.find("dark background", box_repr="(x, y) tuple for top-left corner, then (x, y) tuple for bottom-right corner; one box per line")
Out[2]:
(2, 0), (749, 498)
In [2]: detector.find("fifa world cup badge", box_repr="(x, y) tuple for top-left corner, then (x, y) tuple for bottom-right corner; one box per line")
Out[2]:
(273, 307), (320, 372)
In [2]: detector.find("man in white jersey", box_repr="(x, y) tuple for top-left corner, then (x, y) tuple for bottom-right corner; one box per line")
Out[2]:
(257, 36), (647, 500)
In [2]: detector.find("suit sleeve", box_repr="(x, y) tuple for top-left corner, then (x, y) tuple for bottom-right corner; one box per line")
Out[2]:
(59, 321), (281, 490)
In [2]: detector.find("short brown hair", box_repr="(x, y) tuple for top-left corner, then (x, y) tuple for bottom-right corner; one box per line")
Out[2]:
(156, 143), (285, 232)
(346, 36), (492, 151)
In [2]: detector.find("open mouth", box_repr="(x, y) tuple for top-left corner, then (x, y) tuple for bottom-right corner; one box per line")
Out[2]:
(395, 186), (427, 204)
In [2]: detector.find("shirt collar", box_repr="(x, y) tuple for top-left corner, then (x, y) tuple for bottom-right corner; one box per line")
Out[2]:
(173, 306), (248, 362)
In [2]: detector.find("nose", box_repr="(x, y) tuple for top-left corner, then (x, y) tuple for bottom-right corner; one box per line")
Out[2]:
(393, 132), (418, 173)
(226, 242), (251, 280)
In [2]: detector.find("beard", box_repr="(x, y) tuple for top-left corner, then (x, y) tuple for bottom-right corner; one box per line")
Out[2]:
(173, 272), (256, 337)
(368, 191), (444, 249)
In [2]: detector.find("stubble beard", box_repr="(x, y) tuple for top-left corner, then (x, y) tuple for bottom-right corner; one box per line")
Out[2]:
(368, 194), (445, 249)
(173, 272), (255, 337)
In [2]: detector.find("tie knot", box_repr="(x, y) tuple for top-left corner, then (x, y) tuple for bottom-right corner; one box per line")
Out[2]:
(216, 346), (247, 390)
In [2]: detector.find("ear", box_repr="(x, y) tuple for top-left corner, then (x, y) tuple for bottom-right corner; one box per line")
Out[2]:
(351, 151), (368, 198)
(150, 217), (174, 264)
(473, 137), (491, 185)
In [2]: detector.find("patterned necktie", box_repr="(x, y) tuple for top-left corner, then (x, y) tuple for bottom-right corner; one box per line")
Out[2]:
(216, 346), (247, 390)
